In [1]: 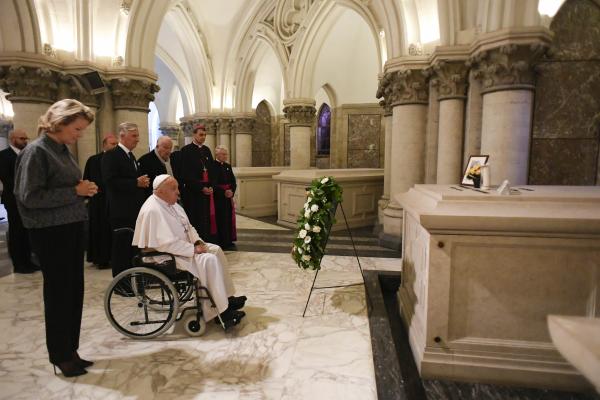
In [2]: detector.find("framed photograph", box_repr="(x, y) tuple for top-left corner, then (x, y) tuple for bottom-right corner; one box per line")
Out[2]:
(461, 155), (489, 185)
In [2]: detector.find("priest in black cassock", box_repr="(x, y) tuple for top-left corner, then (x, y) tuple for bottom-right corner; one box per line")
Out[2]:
(177, 123), (218, 243)
(138, 136), (174, 198)
(83, 134), (118, 268)
(212, 145), (237, 249)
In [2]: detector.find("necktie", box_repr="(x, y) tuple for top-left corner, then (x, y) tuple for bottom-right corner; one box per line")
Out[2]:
(128, 152), (137, 170)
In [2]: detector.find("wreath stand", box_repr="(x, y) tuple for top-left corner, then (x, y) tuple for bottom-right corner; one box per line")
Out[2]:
(302, 202), (365, 317)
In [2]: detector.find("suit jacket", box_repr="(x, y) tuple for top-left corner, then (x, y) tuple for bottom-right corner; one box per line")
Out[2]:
(101, 146), (146, 223)
(138, 150), (168, 198)
(0, 147), (18, 209)
(83, 152), (106, 193)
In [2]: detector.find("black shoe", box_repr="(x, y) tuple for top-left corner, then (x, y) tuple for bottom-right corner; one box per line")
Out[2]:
(53, 361), (87, 377)
(73, 352), (94, 368)
(228, 295), (247, 311)
(216, 310), (246, 329)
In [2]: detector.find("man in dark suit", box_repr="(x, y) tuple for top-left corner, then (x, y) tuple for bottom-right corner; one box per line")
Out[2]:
(101, 122), (149, 276)
(212, 145), (237, 250)
(178, 124), (218, 243)
(0, 129), (36, 273)
(138, 136), (174, 198)
(83, 133), (118, 268)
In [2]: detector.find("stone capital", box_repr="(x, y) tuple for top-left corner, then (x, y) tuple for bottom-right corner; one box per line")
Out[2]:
(282, 98), (316, 125)
(376, 68), (429, 107)
(158, 122), (180, 139)
(59, 73), (100, 108)
(428, 60), (469, 101)
(469, 43), (549, 93)
(0, 119), (13, 138)
(110, 77), (160, 111)
(0, 65), (59, 104)
(232, 116), (255, 134)
(216, 117), (234, 134)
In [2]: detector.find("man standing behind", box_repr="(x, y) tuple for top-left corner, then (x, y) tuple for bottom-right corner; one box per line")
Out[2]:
(0, 129), (36, 273)
(102, 122), (149, 276)
(138, 136), (174, 198)
(83, 133), (118, 268)
(212, 146), (237, 250)
(177, 124), (217, 243)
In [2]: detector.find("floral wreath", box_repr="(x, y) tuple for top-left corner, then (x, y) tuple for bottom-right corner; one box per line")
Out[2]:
(291, 176), (343, 270)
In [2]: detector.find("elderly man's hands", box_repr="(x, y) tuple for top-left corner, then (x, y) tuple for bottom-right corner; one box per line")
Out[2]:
(137, 175), (150, 188)
(194, 244), (208, 254)
(76, 180), (98, 197)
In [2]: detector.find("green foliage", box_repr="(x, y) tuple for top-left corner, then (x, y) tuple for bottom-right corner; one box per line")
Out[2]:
(291, 176), (343, 270)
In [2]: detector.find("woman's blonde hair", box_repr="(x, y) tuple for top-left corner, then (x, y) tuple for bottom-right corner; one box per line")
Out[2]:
(38, 99), (95, 135)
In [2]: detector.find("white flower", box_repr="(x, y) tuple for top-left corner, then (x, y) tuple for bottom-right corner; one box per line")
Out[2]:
(302, 255), (311, 261)
(298, 247), (303, 254)
(311, 204), (319, 212)
(299, 229), (307, 238)
(305, 245), (310, 251)
(307, 197), (312, 202)
(321, 177), (329, 184)
(304, 202), (309, 210)
(304, 210), (311, 218)
(312, 226), (321, 233)
(304, 223), (311, 230)
(304, 236), (311, 244)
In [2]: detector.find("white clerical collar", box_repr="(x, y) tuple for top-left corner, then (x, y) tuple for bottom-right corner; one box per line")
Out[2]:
(9, 145), (21, 155)
(118, 143), (132, 154)
(192, 140), (205, 148)
(154, 148), (170, 164)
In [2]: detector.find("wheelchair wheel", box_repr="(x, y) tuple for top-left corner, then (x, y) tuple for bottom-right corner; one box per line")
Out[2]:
(183, 314), (206, 337)
(105, 267), (179, 339)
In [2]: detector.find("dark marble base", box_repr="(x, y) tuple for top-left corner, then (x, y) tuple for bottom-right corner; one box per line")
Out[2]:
(378, 232), (402, 251)
(365, 272), (600, 400)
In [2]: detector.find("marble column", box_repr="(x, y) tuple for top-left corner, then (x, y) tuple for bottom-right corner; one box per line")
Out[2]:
(377, 101), (392, 230)
(376, 67), (429, 248)
(283, 98), (316, 169)
(110, 77), (160, 158)
(233, 115), (255, 167)
(0, 65), (59, 140)
(216, 117), (232, 153)
(204, 117), (217, 152)
(159, 122), (181, 149)
(471, 43), (548, 185)
(431, 61), (469, 184)
(462, 69), (483, 170)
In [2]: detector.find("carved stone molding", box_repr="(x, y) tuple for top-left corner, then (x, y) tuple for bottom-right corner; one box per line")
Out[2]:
(428, 60), (469, 100)
(159, 123), (180, 139)
(282, 104), (316, 125)
(274, 0), (316, 45)
(216, 118), (234, 135)
(0, 65), (58, 104)
(59, 73), (100, 108)
(468, 43), (549, 93)
(110, 77), (160, 111)
(376, 68), (429, 107)
(233, 117), (255, 134)
(379, 99), (393, 116)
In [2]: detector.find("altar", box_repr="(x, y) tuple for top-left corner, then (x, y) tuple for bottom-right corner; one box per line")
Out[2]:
(396, 185), (600, 390)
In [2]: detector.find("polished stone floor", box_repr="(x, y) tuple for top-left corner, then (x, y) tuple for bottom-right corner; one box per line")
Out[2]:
(0, 215), (400, 400)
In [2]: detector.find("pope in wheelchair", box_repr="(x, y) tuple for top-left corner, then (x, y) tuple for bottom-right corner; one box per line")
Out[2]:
(104, 174), (246, 339)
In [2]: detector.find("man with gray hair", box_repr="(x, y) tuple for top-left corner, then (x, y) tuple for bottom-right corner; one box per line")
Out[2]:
(212, 145), (237, 249)
(102, 122), (150, 276)
(138, 135), (174, 198)
(0, 129), (36, 273)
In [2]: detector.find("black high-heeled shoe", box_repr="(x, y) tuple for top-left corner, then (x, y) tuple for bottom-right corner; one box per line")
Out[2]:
(73, 351), (94, 368)
(52, 360), (87, 377)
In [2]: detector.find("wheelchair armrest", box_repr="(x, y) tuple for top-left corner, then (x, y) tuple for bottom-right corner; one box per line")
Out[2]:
(132, 251), (177, 275)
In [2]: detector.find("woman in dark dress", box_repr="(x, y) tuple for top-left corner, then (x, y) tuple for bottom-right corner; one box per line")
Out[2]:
(14, 99), (98, 377)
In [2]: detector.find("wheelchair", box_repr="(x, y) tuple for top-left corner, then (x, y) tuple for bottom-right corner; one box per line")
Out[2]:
(104, 228), (227, 339)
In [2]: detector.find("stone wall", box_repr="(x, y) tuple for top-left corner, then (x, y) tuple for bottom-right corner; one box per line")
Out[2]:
(254, 101), (272, 166)
(530, 0), (600, 185)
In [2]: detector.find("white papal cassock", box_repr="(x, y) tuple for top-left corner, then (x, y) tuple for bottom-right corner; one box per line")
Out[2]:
(132, 194), (235, 321)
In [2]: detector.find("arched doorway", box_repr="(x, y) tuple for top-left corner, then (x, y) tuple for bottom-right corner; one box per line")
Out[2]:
(316, 103), (331, 168)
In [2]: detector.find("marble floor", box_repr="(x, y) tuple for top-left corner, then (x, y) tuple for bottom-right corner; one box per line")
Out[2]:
(0, 215), (401, 400)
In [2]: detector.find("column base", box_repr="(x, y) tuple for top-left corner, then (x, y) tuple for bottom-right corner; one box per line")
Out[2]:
(380, 201), (403, 251)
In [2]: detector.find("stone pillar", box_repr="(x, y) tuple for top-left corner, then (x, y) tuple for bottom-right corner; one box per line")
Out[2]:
(431, 60), (469, 184)
(376, 66), (429, 248)
(0, 65), (59, 140)
(283, 98), (316, 169)
(110, 77), (160, 158)
(471, 42), (548, 185)
(462, 69), (483, 170)
(216, 117), (232, 153)
(180, 119), (194, 146)
(159, 122), (181, 149)
(233, 115), (255, 167)
(204, 117), (218, 153)
(377, 100), (392, 230)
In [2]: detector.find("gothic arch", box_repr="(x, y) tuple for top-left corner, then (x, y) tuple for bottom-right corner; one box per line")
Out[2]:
(0, 0), (41, 53)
